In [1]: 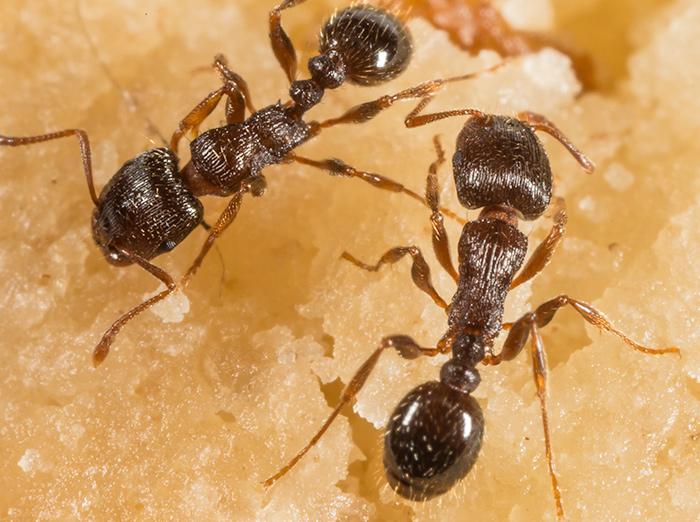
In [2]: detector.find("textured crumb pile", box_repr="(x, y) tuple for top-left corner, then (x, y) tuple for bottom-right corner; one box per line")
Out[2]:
(0, 0), (698, 520)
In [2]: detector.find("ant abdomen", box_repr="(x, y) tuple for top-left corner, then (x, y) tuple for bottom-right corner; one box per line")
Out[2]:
(384, 380), (484, 500)
(452, 115), (552, 220)
(92, 148), (203, 265)
(319, 5), (412, 86)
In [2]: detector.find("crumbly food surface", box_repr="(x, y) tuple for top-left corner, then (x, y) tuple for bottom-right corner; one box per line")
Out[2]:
(0, 0), (698, 520)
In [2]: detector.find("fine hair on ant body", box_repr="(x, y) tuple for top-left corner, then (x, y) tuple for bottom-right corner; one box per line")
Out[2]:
(0, 1), (478, 367)
(263, 103), (680, 516)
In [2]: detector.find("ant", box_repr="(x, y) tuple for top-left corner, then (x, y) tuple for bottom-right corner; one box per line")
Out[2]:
(263, 103), (680, 516)
(0, 1), (472, 366)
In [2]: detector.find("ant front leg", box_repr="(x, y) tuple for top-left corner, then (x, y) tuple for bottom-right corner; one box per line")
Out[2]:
(180, 189), (245, 286)
(263, 334), (440, 487)
(93, 251), (177, 366)
(269, 0), (307, 84)
(290, 154), (465, 225)
(92, 190), (246, 366)
(510, 198), (567, 290)
(170, 55), (251, 153)
(341, 246), (448, 311)
(426, 135), (459, 283)
(485, 296), (681, 519)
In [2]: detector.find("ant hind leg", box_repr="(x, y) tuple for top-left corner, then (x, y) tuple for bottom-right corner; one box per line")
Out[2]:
(487, 296), (678, 517)
(263, 334), (440, 487)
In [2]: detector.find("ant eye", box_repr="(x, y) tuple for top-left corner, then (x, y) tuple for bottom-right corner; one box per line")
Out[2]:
(159, 240), (178, 253)
(319, 5), (412, 86)
(384, 381), (484, 500)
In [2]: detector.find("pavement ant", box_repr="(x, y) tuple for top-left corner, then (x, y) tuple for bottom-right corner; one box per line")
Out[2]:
(263, 103), (680, 516)
(0, 1), (468, 366)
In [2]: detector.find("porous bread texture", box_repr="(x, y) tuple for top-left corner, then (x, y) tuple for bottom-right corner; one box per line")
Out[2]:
(0, 0), (697, 520)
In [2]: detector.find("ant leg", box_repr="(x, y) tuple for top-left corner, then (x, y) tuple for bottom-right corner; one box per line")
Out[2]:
(527, 321), (564, 518)
(403, 96), (489, 128)
(487, 295), (680, 366)
(0, 130), (98, 205)
(93, 191), (245, 365)
(263, 334), (440, 487)
(93, 192), (244, 365)
(517, 111), (595, 173)
(93, 250), (176, 366)
(290, 154), (465, 225)
(170, 58), (250, 153)
(317, 63), (503, 128)
(426, 135), (459, 283)
(269, 0), (307, 84)
(212, 53), (256, 115)
(341, 247), (448, 310)
(180, 190), (245, 286)
(486, 295), (679, 517)
(510, 198), (567, 290)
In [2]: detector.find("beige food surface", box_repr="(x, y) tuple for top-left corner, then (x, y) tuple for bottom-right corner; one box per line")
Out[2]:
(0, 0), (698, 520)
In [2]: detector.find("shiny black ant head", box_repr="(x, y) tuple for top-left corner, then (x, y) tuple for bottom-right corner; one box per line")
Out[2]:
(91, 148), (203, 266)
(452, 114), (552, 220)
(316, 4), (412, 87)
(384, 381), (484, 500)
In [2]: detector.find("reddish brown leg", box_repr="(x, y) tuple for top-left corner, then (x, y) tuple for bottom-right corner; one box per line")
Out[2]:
(341, 247), (448, 310)
(488, 295), (680, 365)
(510, 198), (567, 290)
(0, 130), (98, 205)
(263, 335), (440, 487)
(426, 135), (459, 283)
(485, 296), (678, 518)
(170, 56), (250, 153)
(403, 96), (489, 128)
(180, 190), (244, 286)
(318, 62), (503, 128)
(93, 190), (246, 366)
(517, 111), (595, 173)
(527, 322), (564, 519)
(290, 154), (465, 225)
(93, 250), (177, 366)
(269, 0), (307, 84)
(402, 104), (594, 170)
(213, 53), (256, 115)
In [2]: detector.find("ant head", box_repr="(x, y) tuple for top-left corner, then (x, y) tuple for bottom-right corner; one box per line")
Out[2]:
(452, 115), (552, 220)
(384, 381), (484, 499)
(91, 148), (203, 266)
(317, 5), (412, 87)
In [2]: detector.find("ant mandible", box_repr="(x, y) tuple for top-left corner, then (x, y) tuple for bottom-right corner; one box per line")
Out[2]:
(263, 102), (680, 517)
(0, 1), (471, 366)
